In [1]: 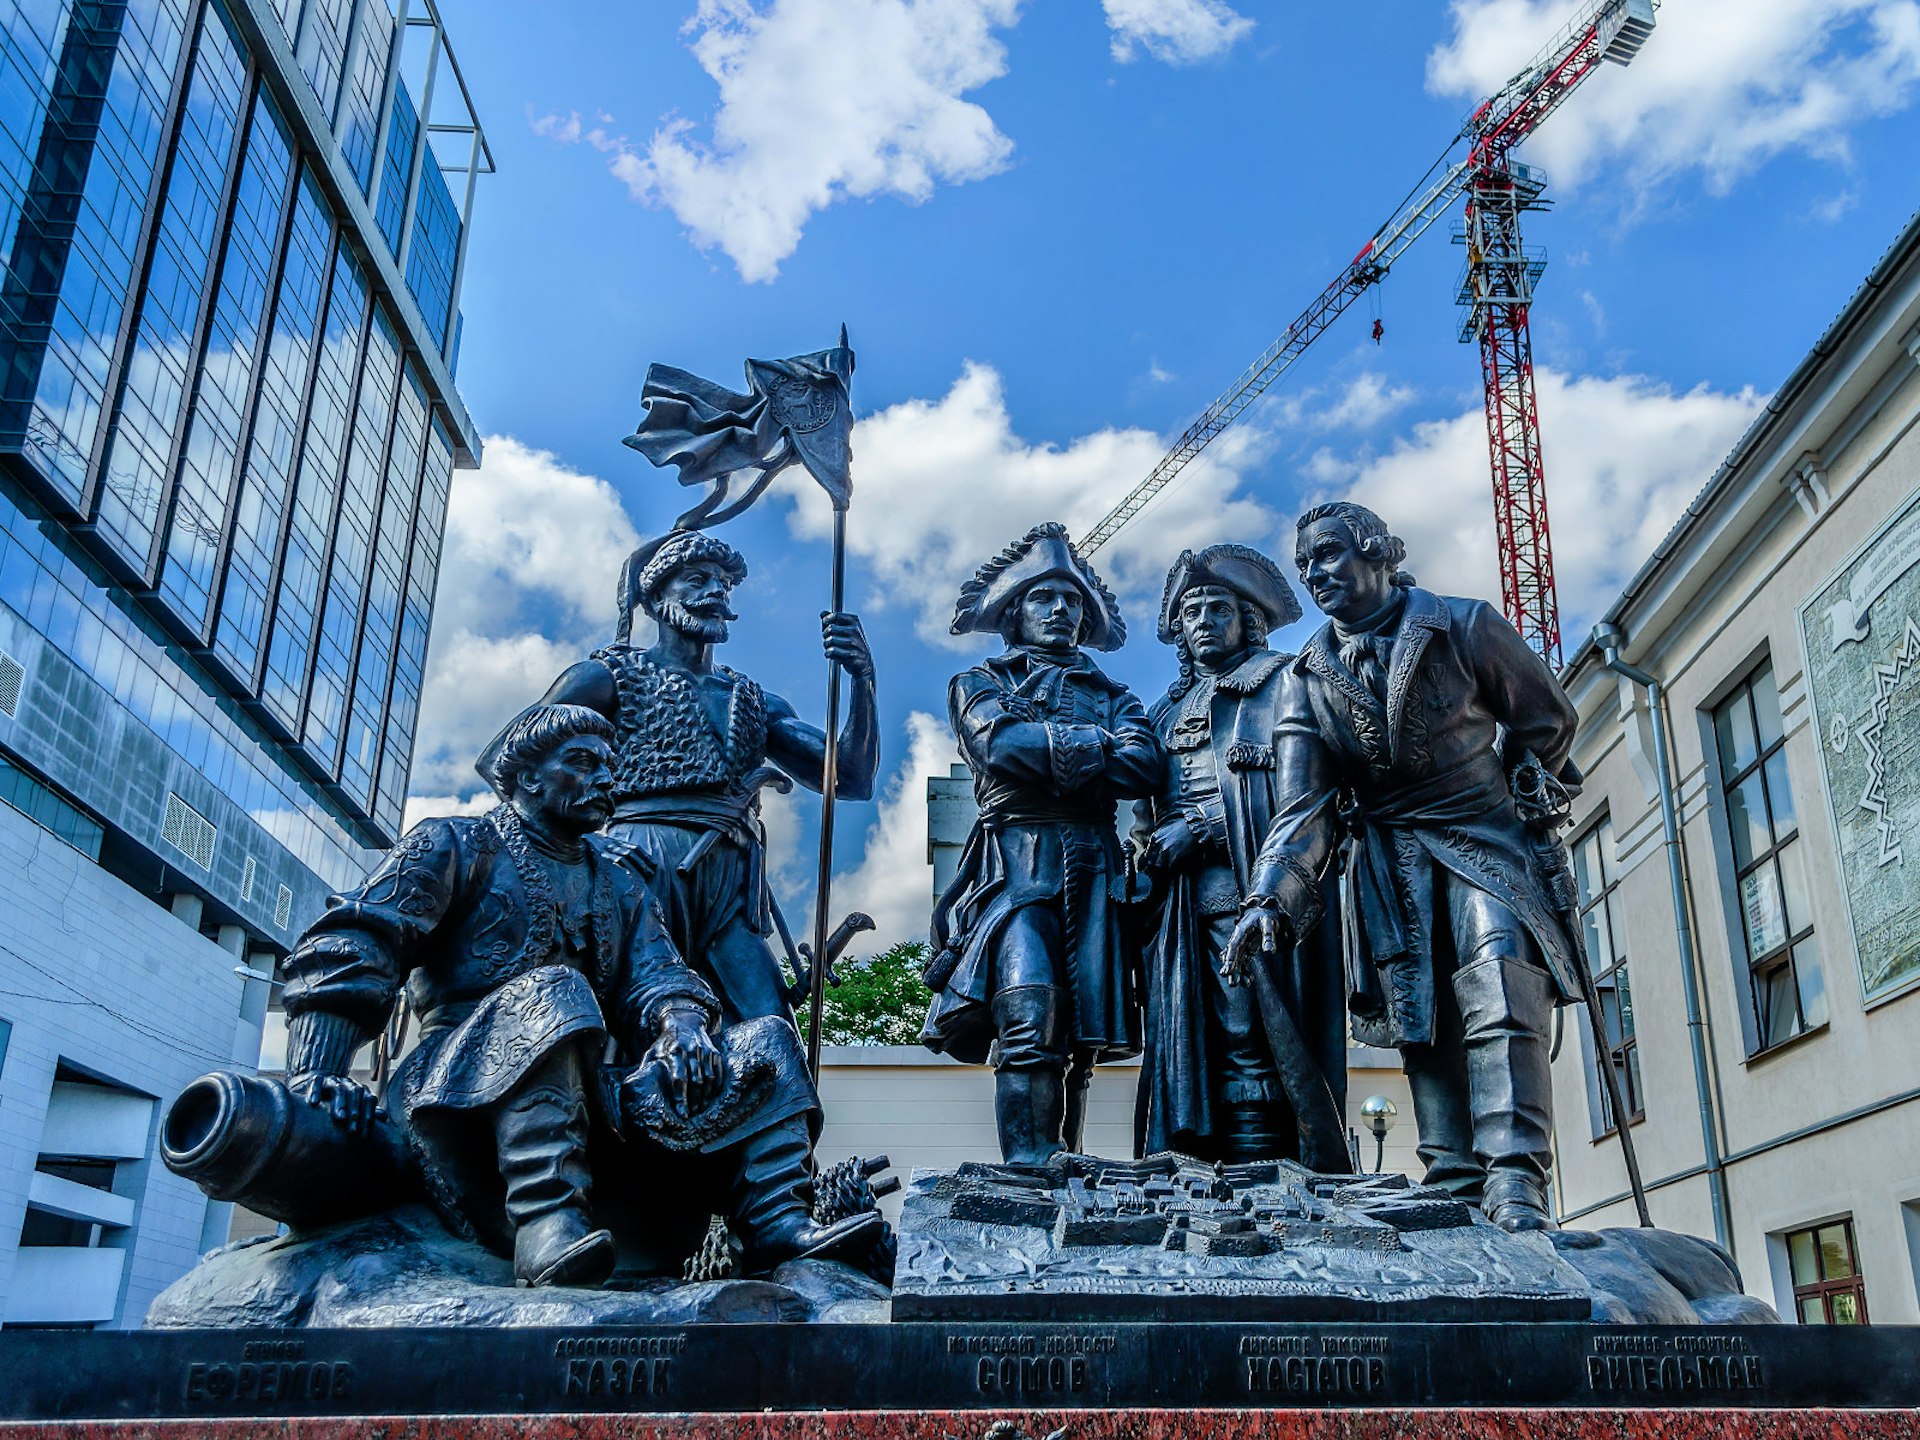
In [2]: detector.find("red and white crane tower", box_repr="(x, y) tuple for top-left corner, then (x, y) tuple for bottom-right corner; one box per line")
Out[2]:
(1079, 0), (1659, 669)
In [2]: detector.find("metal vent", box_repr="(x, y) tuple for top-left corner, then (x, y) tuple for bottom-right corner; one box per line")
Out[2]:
(0, 652), (22, 717)
(240, 855), (257, 902)
(274, 884), (293, 930)
(160, 793), (216, 870)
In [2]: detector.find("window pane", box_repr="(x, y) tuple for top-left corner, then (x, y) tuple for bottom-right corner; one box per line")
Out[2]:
(1761, 963), (1801, 1048)
(1598, 978), (1625, 1048)
(1741, 864), (1789, 959)
(1789, 1229), (1818, 1285)
(1574, 831), (1602, 904)
(1798, 1296), (1828, 1324)
(1763, 749), (1797, 837)
(1717, 691), (1759, 776)
(1622, 1046), (1643, 1117)
(1752, 672), (1785, 751)
(1831, 1291), (1862, 1325)
(1583, 903), (1615, 976)
(1777, 839), (1813, 934)
(1795, 941), (1828, 1030)
(1728, 773), (1770, 869)
(1818, 1225), (1854, 1279)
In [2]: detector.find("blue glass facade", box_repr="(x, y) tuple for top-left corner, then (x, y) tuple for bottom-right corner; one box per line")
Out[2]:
(0, 0), (483, 946)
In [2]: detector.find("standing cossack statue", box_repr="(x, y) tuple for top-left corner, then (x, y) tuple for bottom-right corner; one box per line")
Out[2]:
(922, 523), (1163, 1164)
(521, 529), (878, 1031)
(1227, 502), (1583, 1231)
(1133, 545), (1348, 1170)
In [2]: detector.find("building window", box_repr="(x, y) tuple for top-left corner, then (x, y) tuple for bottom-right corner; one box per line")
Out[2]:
(1713, 661), (1827, 1053)
(1788, 1219), (1869, 1324)
(0, 754), (105, 860)
(1572, 817), (1641, 1130)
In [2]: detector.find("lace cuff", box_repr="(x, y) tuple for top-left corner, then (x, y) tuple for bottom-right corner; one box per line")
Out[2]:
(285, 1011), (372, 1079)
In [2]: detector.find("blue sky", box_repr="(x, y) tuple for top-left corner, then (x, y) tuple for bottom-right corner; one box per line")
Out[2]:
(407, 0), (1920, 947)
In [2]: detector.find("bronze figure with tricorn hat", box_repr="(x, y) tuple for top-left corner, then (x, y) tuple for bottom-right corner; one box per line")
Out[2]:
(926, 520), (1161, 1165)
(1133, 541), (1347, 1170)
(1155, 542), (1302, 644)
(950, 521), (1128, 652)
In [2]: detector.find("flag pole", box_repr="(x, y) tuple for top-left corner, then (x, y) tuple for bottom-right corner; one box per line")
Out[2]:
(805, 503), (848, 1081)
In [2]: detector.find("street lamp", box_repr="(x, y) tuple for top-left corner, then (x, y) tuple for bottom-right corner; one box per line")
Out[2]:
(1360, 1095), (1398, 1174)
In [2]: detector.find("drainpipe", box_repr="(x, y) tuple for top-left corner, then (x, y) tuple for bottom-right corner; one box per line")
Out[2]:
(1592, 622), (1732, 1251)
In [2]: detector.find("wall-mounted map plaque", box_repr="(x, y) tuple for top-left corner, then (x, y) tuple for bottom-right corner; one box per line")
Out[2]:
(1799, 483), (1920, 1005)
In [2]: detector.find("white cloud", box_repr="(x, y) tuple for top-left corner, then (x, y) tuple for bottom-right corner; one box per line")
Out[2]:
(527, 108), (582, 143)
(605, 0), (1021, 283)
(1308, 368), (1764, 638)
(1427, 0), (1920, 197)
(1102, 0), (1253, 64)
(402, 791), (497, 832)
(407, 437), (640, 801)
(829, 711), (959, 948)
(409, 628), (585, 800)
(435, 435), (639, 635)
(1815, 188), (1862, 222)
(1316, 371), (1418, 431)
(782, 361), (1283, 647)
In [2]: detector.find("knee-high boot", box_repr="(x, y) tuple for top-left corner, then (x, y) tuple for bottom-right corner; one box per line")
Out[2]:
(727, 1114), (884, 1273)
(1454, 956), (1557, 1231)
(1062, 1049), (1096, 1155)
(992, 986), (1067, 1166)
(1218, 1101), (1290, 1164)
(493, 1045), (615, 1287)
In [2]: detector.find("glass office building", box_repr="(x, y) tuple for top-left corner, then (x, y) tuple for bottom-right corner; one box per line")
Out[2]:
(0, 0), (487, 1326)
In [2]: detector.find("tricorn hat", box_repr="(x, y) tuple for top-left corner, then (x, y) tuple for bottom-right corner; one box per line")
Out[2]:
(1156, 543), (1302, 644)
(950, 522), (1126, 652)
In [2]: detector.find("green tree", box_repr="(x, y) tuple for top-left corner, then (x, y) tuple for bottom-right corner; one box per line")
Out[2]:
(798, 940), (933, 1046)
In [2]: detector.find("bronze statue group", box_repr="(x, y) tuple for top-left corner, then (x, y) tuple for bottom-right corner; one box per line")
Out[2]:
(274, 499), (1584, 1291)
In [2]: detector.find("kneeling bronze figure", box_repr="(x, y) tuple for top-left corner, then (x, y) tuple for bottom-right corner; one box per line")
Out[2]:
(166, 703), (878, 1288)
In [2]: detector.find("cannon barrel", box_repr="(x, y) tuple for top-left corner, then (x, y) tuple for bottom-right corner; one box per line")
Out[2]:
(161, 1071), (418, 1228)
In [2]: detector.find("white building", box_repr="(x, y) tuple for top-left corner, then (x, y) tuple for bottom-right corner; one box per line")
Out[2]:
(0, 0), (487, 1326)
(1548, 204), (1920, 1325)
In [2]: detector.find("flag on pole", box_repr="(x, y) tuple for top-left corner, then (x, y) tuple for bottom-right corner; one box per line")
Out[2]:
(624, 327), (855, 527)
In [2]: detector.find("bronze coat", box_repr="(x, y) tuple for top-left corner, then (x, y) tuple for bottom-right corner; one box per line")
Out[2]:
(282, 810), (717, 1119)
(923, 649), (1163, 1064)
(1248, 588), (1581, 1049)
(1134, 650), (1347, 1167)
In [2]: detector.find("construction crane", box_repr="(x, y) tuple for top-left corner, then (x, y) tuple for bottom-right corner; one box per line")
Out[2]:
(1080, 0), (1658, 668)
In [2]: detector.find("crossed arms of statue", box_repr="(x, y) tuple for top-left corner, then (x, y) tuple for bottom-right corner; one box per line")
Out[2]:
(949, 670), (1162, 801)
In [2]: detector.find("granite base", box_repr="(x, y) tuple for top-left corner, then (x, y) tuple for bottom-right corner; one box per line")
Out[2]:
(0, 1410), (1915, 1439)
(2, 1324), (1916, 1419)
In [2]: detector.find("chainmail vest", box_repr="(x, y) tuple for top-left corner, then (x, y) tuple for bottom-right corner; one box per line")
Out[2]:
(591, 646), (769, 802)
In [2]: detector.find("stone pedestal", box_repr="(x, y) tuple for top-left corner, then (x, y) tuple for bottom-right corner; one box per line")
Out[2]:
(1, 1411), (1917, 1439)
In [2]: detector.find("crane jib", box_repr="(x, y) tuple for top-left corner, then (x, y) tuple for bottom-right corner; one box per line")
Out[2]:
(1078, 0), (1660, 636)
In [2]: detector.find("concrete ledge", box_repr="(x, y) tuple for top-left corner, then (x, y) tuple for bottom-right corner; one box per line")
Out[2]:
(820, 1044), (1403, 1069)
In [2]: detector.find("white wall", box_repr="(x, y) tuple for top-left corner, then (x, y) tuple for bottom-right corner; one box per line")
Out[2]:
(0, 801), (251, 1328)
(815, 1046), (1422, 1222)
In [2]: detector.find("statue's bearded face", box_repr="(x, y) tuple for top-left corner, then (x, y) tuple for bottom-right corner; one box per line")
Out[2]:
(653, 562), (738, 643)
(1016, 581), (1085, 654)
(518, 735), (615, 835)
(1295, 517), (1395, 626)
(1177, 584), (1246, 668)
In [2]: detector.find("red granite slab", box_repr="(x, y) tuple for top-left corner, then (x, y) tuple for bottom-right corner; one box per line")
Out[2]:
(0, 1411), (1914, 1439)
